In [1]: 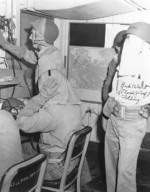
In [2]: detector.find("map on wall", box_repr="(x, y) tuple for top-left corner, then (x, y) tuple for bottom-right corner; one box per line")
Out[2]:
(68, 46), (115, 91)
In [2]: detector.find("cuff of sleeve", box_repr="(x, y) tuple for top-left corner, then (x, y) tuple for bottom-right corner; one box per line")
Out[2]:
(18, 94), (46, 117)
(103, 97), (117, 118)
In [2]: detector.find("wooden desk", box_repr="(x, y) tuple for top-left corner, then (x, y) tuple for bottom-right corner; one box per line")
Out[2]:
(0, 77), (19, 102)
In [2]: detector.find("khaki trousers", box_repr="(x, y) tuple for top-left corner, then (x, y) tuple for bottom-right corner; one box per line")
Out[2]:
(105, 114), (146, 192)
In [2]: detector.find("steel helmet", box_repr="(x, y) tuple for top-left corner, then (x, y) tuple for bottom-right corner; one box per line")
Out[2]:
(126, 22), (150, 43)
(31, 18), (59, 45)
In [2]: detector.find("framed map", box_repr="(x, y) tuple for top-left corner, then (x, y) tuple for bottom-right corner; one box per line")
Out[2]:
(68, 46), (115, 91)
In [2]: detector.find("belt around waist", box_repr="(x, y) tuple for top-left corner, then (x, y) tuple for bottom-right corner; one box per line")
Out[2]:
(118, 105), (143, 120)
(123, 106), (141, 112)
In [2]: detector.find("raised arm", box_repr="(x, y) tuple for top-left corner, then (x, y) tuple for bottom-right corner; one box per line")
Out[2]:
(0, 30), (37, 64)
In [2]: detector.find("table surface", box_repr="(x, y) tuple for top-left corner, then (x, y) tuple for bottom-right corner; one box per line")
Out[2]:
(0, 77), (20, 87)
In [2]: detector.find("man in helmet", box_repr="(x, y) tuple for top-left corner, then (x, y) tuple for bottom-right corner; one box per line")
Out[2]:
(0, 18), (66, 87)
(102, 30), (126, 104)
(103, 22), (150, 192)
(0, 18), (91, 183)
(102, 30), (126, 131)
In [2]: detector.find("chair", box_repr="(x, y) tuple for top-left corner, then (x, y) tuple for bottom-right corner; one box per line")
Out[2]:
(0, 154), (48, 192)
(42, 126), (92, 192)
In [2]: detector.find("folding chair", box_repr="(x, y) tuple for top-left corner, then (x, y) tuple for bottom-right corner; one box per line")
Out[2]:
(0, 154), (48, 192)
(42, 125), (92, 192)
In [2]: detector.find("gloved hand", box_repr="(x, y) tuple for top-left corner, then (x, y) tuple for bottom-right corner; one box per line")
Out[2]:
(138, 104), (150, 119)
(39, 77), (59, 102)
